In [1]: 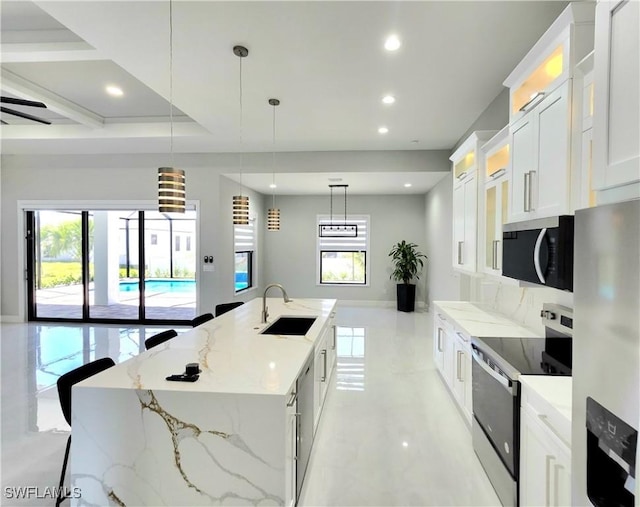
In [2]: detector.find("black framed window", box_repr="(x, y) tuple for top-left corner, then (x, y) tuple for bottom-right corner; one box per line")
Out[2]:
(317, 215), (369, 285)
(234, 251), (253, 292)
(234, 219), (255, 293)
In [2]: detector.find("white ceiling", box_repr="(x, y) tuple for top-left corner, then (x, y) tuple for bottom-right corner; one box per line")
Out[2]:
(0, 0), (569, 193)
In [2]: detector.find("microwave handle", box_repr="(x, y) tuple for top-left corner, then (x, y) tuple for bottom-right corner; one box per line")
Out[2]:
(534, 228), (547, 284)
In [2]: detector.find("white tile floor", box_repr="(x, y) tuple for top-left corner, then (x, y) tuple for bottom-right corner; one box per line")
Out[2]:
(0, 306), (501, 506)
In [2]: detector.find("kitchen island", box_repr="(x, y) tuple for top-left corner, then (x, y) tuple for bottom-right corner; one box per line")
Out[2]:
(70, 297), (337, 506)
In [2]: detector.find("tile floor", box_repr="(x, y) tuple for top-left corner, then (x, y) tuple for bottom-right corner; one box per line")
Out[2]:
(0, 306), (500, 506)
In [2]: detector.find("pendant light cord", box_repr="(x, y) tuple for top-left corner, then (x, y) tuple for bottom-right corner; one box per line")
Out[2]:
(169, 0), (174, 167)
(239, 54), (244, 197)
(272, 101), (276, 208)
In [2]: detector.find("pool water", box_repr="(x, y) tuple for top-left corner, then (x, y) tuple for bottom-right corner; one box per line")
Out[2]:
(120, 279), (195, 293)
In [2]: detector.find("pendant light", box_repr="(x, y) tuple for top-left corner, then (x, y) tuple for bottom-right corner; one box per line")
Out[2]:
(232, 45), (250, 225)
(158, 0), (185, 214)
(267, 98), (281, 231)
(319, 184), (358, 237)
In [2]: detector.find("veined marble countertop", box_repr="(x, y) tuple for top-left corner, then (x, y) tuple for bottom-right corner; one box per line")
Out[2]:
(520, 376), (573, 425)
(433, 301), (540, 338)
(79, 297), (336, 396)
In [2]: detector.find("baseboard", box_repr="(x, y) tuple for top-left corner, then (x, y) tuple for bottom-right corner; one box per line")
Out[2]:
(1, 315), (23, 323)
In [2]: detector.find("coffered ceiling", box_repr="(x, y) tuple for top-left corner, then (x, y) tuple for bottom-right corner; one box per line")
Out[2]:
(0, 0), (569, 193)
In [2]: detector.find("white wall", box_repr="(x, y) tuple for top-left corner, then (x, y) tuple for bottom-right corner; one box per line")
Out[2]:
(263, 194), (427, 304)
(423, 174), (465, 306)
(1, 150), (447, 319)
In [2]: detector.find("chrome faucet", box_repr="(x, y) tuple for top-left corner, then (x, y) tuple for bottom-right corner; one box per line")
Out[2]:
(262, 283), (292, 323)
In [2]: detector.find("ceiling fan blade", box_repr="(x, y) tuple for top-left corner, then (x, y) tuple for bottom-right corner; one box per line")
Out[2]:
(1, 107), (51, 125)
(1, 96), (47, 108)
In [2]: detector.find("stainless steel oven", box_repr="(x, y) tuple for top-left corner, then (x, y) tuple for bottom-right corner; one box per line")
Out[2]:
(471, 304), (573, 506)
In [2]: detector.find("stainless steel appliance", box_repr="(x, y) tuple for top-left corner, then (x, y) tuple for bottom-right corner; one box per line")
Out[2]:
(572, 199), (639, 506)
(296, 355), (314, 502)
(471, 304), (573, 506)
(502, 216), (574, 291)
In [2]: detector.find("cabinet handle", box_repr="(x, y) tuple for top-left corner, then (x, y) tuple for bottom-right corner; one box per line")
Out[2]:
(457, 171), (468, 181)
(536, 411), (570, 448)
(457, 241), (464, 265)
(332, 325), (336, 350)
(437, 328), (443, 352)
(519, 91), (546, 112)
(524, 172), (531, 212)
(456, 350), (464, 381)
(456, 331), (468, 343)
(286, 390), (298, 407)
(528, 171), (535, 211)
(321, 350), (327, 382)
(545, 455), (555, 506)
(492, 240), (500, 270)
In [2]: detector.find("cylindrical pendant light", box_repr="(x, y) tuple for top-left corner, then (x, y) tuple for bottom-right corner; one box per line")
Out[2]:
(158, 167), (185, 213)
(232, 45), (249, 225)
(267, 98), (281, 231)
(157, 0), (185, 213)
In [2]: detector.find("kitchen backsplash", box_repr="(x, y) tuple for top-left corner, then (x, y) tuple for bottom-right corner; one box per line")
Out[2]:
(468, 276), (574, 335)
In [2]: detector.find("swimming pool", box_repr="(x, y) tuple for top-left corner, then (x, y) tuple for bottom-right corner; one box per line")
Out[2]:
(120, 279), (195, 293)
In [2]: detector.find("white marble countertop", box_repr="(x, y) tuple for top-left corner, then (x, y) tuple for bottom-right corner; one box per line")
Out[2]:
(433, 301), (540, 338)
(78, 297), (336, 396)
(520, 376), (573, 424)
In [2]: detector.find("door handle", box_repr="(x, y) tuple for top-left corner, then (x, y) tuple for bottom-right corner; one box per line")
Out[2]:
(471, 347), (514, 394)
(456, 350), (464, 381)
(492, 240), (500, 270)
(457, 241), (464, 265)
(528, 170), (535, 211)
(437, 328), (443, 352)
(332, 325), (336, 350)
(534, 228), (547, 284)
(457, 171), (468, 181)
(286, 390), (298, 407)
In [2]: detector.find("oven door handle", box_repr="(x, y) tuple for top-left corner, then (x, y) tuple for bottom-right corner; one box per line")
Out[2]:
(471, 347), (515, 395)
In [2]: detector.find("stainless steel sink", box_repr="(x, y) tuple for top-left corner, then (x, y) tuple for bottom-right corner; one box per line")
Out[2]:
(260, 316), (317, 335)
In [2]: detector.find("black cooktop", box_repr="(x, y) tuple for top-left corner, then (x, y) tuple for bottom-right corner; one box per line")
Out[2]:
(474, 336), (572, 376)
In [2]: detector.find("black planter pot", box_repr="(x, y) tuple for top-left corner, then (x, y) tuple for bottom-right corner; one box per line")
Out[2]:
(396, 284), (416, 312)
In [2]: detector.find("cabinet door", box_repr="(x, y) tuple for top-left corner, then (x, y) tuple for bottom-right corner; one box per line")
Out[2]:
(484, 176), (509, 275)
(452, 183), (465, 268)
(462, 174), (477, 272)
(285, 391), (297, 507)
(510, 114), (535, 222)
(463, 344), (473, 421)
(433, 316), (446, 373)
(520, 412), (553, 506)
(535, 80), (571, 217)
(593, 0), (640, 190)
(442, 328), (455, 387)
(453, 337), (466, 405)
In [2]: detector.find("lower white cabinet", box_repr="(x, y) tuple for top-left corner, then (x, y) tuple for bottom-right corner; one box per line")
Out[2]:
(313, 316), (336, 432)
(520, 381), (572, 507)
(433, 311), (472, 425)
(285, 387), (298, 507)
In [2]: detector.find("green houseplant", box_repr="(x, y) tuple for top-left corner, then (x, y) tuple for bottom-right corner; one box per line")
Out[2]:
(389, 240), (427, 312)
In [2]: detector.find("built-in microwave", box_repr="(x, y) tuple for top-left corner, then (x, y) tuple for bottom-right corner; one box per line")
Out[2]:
(502, 215), (574, 291)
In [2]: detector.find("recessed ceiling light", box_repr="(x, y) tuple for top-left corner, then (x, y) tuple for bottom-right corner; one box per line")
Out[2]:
(269, 183), (277, 189)
(382, 95), (395, 105)
(106, 85), (123, 97)
(402, 441), (409, 448)
(378, 127), (389, 134)
(384, 35), (401, 51)
(404, 183), (412, 188)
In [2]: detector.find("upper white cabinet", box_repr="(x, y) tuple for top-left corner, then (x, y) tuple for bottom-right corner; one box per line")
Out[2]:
(450, 131), (497, 274)
(481, 127), (510, 276)
(592, 0), (640, 193)
(504, 3), (595, 223)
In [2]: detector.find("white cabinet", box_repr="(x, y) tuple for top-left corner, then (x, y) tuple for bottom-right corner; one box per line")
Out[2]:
(510, 80), (572, 222)
(432, 309), (472, 425)
(313, 316), (336, 433)
(450, 130), (497, 274)
(592, 0), (640, 193)
(520, 380), (572, 507)
(285, 386), (298, 507)
(481, 127), (510, 276)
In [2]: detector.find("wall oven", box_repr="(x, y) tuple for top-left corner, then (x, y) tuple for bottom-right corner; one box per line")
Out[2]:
(502, 216), (574, 291)
(471, 304), (573, 506)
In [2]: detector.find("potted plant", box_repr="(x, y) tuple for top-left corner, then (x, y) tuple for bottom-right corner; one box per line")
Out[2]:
(389, 240), (427, 312)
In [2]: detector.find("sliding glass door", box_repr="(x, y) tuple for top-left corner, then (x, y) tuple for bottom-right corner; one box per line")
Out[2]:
(27, 208), (197, 324)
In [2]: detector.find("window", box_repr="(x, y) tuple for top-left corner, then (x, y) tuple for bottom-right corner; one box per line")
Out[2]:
(317, 215), (369, 285)
(234, 219), (255, 292)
